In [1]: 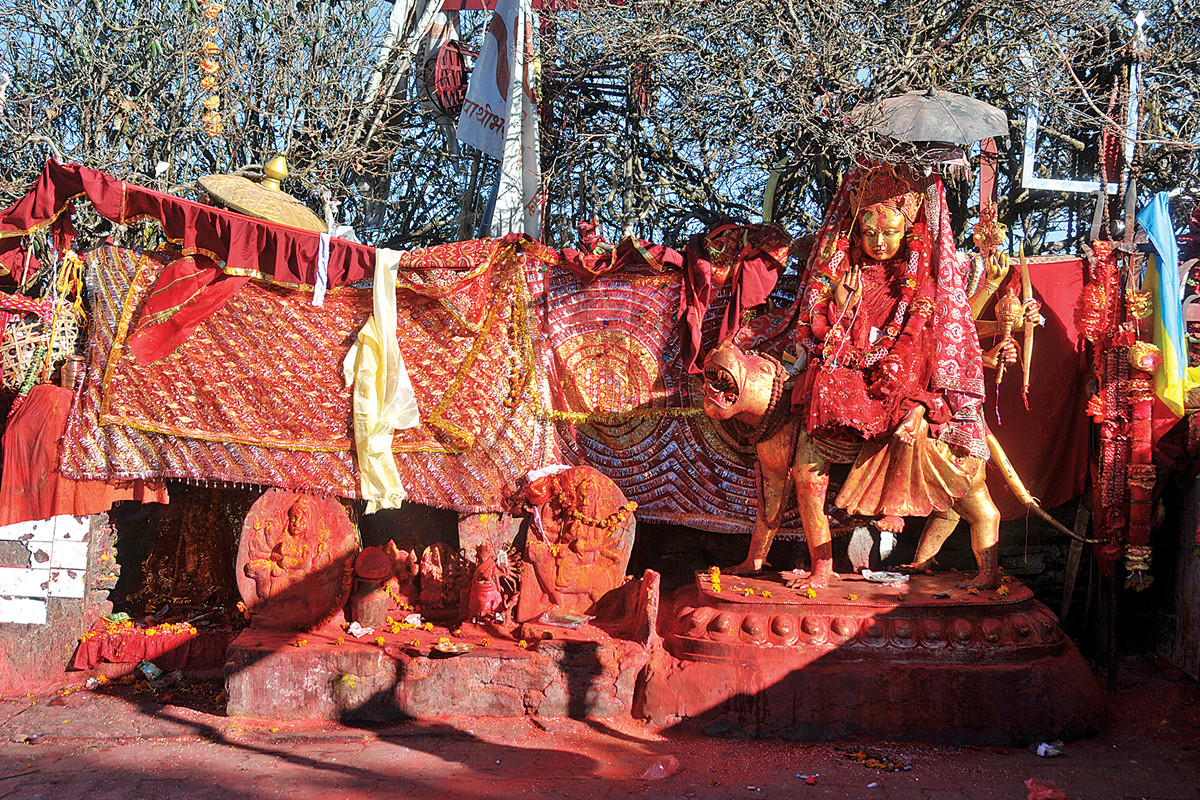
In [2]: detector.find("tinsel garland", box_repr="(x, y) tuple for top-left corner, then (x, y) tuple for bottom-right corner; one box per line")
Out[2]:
(1080, 235), (1161, 590)
(7, 343), (45, 420)
(1081, 240), (1131, 575)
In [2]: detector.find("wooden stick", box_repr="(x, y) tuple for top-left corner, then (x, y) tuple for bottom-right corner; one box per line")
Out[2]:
(1020, 244), (1035, 409)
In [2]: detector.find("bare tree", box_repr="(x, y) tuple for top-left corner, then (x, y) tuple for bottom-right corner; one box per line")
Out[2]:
(0, 0), (490, 249)
(0, 0), (1195, 253)
(539, 0), (1200, 252)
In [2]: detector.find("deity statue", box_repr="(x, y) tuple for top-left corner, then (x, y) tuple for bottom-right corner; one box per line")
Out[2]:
(383, 539), (420, 608)
(515, 465), (637, 623)
(131, 486), (249, 612)
(418, 542), (450, 610)
(709, 164), (1005, 589)
(416, 542), (470, 613)
(466, 542), (521, 624)
(235, 490), (358, 630)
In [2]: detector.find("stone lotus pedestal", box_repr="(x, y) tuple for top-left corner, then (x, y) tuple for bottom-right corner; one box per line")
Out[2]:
(639, 571), (1106, 744)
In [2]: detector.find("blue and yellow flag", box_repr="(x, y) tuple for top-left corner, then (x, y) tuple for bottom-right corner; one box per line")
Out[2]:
(1138, 191), (1200, 417)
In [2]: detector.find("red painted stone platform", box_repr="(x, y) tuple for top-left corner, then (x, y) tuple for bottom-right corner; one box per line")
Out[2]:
(225, 622), (649, 722)
(225, 570), (660, 722)
(638, 571), (1106, 744)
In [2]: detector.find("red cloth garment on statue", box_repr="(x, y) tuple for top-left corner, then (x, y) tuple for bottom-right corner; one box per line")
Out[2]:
(0, 384), (168, 526)
(795, 240), (951, 439)
(782, 167), (987, 458)
(984, 256), (1090, 518)
(679, 223), (790, 374)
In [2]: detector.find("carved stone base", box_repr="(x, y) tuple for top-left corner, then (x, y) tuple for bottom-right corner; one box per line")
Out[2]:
(639, 571), (1105, 744)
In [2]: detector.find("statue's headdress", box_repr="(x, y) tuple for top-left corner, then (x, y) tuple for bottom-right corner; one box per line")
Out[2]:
(848, 167), (923, 226)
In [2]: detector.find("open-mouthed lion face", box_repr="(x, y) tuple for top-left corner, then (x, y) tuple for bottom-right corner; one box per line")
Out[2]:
(702, 342), (775, 424)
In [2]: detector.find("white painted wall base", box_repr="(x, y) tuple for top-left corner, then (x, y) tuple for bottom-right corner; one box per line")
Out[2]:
(0, 515), (90, 624)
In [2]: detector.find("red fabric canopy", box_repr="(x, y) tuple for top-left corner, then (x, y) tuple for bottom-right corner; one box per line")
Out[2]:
(0, 160), (375, 287)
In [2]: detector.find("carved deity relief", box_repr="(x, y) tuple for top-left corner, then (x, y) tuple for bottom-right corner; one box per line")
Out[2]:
(235, 490), (357, 630)
(516, 465), (637, 623)
(383, 539), (420, 608)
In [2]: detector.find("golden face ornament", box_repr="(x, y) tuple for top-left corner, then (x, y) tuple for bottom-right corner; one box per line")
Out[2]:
(855, 204), (908, 262)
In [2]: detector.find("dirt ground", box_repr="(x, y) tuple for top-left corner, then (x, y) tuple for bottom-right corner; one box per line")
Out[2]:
(0, 654), (1196, 800)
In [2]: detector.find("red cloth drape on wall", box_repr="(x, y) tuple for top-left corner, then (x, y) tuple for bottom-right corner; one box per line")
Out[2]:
(557, 226), (684, 284)
(679, 223), (790, 374)
(0, 384), (168, 526)
(985, 256), (1090, 518)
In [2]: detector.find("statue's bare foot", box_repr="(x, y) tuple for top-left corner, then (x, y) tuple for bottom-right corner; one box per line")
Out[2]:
(784, 561), (835, 590)
(726, 558), (764, 576)
(957, 571), (1001, 590)
(896, 560), (935, 575)
(894, 405), (925, 446)
(876, 515), (905, 533)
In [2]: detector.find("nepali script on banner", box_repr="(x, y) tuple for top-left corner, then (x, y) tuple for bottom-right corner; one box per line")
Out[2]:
(456, 0), (542, 238)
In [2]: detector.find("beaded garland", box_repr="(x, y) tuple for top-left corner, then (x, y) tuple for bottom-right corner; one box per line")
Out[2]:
(801, 222), (929, 372)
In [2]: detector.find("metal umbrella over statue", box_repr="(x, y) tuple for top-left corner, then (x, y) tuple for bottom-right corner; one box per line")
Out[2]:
(702, 87), (1086, 591)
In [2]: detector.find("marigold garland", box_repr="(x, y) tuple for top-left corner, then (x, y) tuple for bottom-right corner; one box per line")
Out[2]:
(198, 0), (224, 138)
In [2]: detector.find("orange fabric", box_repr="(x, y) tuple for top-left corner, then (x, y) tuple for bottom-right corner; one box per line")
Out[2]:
(835, 420), (982, 518)
(0, 384), (168, 526)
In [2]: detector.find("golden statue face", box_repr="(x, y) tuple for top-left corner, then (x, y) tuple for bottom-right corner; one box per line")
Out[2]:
(856, 205), (907, 261)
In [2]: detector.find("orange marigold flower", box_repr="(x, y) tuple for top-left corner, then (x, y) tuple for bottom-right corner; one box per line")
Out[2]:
(803, 588), (817, 599)
(518, 639), (528, 648)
